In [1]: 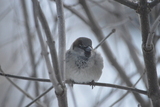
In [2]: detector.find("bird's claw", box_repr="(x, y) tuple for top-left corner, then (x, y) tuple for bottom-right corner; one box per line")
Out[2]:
(90, 80), (96, 89)
(66, 79), (75, 87)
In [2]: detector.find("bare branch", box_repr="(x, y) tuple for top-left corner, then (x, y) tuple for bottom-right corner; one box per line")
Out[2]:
(18, 81), (31, 107)
(138, 2), (150, 46)
(55, 0), (66, 82)
(21, 0), (39, 97)
(0, 72), (50, 82)
(33, 0), (62, 86)
(26, 86), (53, 107)
(94, 29), (116, 50)
(120, 26), (147, 86)
(110, 70), (146, 106)
(0, 67), (45, 107)
(63, 4), (90, 26)
(38, 32), (63, 92)
(149, 0), (160, 9)
(37, 23), (63, 93)
(114, 0), (138, 10)
(55, 0), (68, 106)
(75, 82), (147, 95)
(0, 71), (147, 95)
(146, 14), (160, 48)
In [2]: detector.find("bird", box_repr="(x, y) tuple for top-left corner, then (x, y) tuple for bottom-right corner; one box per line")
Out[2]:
(65, 37), (103, 83)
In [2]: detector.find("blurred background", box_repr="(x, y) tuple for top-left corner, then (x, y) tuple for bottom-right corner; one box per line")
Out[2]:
(0, 0), (160, 107)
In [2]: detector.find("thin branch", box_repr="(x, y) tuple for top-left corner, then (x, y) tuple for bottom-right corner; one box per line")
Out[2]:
(89, 0), (108, 13)
(94, 88), (116, 107)
(0, 67), (45, 107)
(94, 76), (120, 107)
(0, 71), (147, 95)
(21, 0), (39, 97)
(0, 72), (50, 82)
(110, 70), (146, 107)
(26, 86), (53, 107)
(75, 82), (147, 95)
(35, 0), (63, 94)
(149, 0), (160, 9)
(55, 0), (66, 82)
(114, 0), (138, 10)
(18, 81), (31, 107)
(37, 25), (63, 92)
(89, 0), (125, 19)
(120, 26), (147, 86)
(146, 14), (160, 48)
(94, 29), (116, 50)
(35, 0), (62, 85)
(138, 0), (151, 46)
(63, 4), (90, 26)
(17, 56), (42, 106)
(55, 0), (68, 106)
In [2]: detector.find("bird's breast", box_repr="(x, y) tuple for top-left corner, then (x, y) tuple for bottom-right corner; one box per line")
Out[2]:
(75, 58), (88, 69)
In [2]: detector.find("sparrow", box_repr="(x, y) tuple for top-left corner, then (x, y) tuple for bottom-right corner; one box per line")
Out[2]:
(65, 37), (103, 83)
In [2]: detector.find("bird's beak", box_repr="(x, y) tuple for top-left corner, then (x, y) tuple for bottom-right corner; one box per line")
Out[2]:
(85, 46), (92, 52)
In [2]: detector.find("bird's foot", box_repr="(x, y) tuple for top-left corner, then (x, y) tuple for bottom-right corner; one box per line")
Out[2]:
(66, 79), (75, 87)
(90, 80), (96, 89)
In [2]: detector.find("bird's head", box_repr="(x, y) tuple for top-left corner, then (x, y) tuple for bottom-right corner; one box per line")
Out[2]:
(71, 37), (93, 58)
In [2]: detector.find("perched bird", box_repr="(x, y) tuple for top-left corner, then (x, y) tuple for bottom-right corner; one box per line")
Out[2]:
(65, 37), (103, 83)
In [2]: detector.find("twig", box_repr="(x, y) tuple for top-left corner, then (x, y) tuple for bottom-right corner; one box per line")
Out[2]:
(18, 81), (31, 107)
(0, 72), (50, 82)
(146, 14), (160, 48)
(55, 0), (66, 82)
(0, 67), (45, 107)
(114, 0), (138, 10)
(94, 77), (119, 107)
(138, 1), (150, 46)
(55, 0), (68, 106)
(149, 0), (160, 9)
(37, 20), (63, 92)
(26, 86), (53, 107)
(36, 0), (62, 86)
(102, 18), (130, 29)
(94, 29), (116, 50)
(63, 4), (90, 26)
(121, 26), (147, 86)
(0, 71), (147, 95)
(34, 0), (63, 94)
(75, 82), (147, 95)
(110, 70), (146, 107)
(21, 0), (39, 98)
